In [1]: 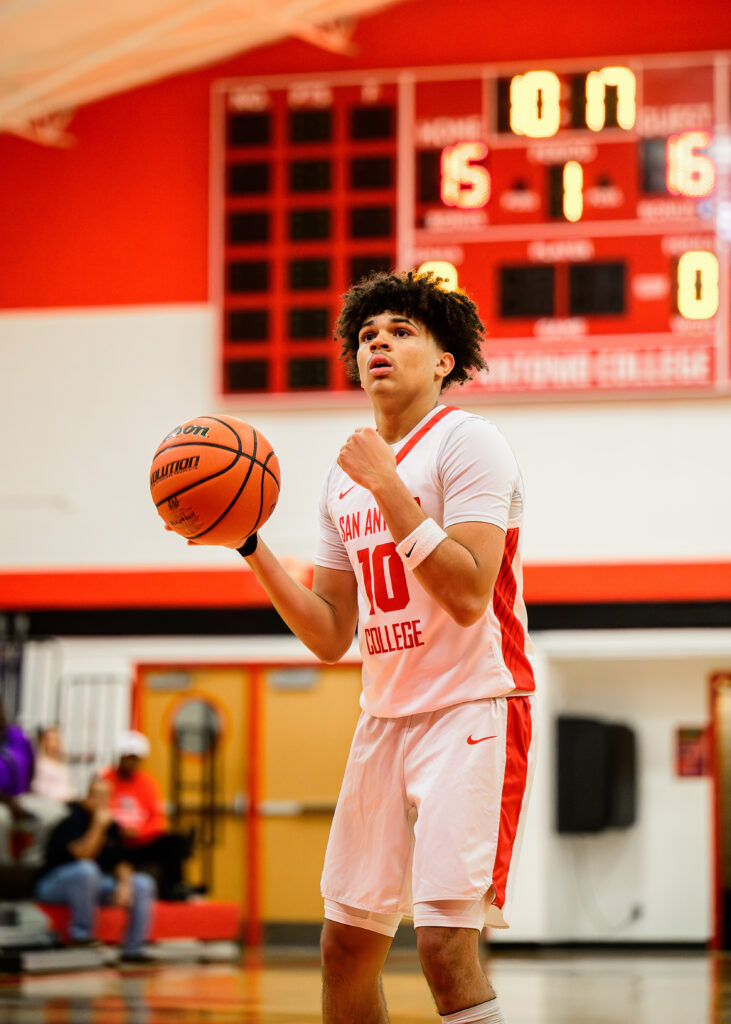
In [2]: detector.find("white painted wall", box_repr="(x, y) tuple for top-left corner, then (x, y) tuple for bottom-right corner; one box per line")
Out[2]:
(1, 305), (730, 568)
(542, 656), (713, 943)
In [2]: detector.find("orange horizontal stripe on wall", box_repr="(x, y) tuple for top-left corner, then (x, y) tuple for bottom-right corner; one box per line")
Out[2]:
(525, 562), (731, 604)
(0, 562), (730, 610)
(0, 568), (273, 609)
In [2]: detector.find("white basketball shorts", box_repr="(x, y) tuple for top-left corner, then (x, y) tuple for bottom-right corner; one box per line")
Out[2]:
(321, 695), (535, 930)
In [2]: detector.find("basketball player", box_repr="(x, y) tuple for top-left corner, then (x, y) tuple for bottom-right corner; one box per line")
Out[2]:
(234, 272), (535, 1023)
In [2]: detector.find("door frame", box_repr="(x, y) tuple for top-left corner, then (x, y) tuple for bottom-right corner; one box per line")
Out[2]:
(710, 672), (731, 949)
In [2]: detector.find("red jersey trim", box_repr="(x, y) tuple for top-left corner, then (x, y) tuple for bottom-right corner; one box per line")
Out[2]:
(394, 405), (458, 466)
(493, 528), (535, 692)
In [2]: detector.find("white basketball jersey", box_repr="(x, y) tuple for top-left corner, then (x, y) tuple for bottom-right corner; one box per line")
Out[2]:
(315, 405), (535, 717)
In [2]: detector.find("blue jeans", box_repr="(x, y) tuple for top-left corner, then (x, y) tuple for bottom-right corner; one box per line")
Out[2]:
(36, 860), (156, 954)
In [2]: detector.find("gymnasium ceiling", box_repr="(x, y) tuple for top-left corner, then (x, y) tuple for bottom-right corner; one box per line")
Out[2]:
(0, 0), (397, 143)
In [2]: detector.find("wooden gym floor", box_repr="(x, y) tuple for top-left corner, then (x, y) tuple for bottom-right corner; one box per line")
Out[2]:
(0, 945), (722, 1023)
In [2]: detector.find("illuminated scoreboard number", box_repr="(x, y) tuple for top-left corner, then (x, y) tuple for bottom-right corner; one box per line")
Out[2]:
(419, 67), (718, 224)
(674, 250), (720, 320)
(495, 67), (637, 136)
(222, 84), (398, 395)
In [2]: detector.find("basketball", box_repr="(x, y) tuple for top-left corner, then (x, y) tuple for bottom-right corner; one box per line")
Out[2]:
(150, 415), (280, 546)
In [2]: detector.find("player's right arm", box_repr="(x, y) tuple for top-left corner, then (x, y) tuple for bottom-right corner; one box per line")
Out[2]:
(243, 541), (358, 664)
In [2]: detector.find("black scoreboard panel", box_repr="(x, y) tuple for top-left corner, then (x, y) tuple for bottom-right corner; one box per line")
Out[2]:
(215, 82), (398, 395)
(212, 53), (730, 398)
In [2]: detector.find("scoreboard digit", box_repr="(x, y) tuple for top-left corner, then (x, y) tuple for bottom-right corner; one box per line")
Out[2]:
(212, 51), (730, 398)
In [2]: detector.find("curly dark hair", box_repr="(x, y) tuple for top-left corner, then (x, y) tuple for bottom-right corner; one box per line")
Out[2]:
(335, 270), (487, 389)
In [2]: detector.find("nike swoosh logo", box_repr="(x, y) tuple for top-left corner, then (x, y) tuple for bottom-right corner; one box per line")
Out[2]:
(339, 485), (356, 500)
(405, 543), (416, 557)
(467, 734), (497, 745)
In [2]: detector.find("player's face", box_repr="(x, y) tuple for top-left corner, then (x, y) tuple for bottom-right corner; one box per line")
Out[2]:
(355, 311), (454, 400)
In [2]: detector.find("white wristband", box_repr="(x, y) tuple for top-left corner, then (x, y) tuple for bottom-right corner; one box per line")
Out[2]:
(396, 517), (447, 570)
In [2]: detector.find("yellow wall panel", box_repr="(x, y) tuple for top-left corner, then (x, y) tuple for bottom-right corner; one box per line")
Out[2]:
(261, 666), (361, 802)
(261, 817), (333, 921)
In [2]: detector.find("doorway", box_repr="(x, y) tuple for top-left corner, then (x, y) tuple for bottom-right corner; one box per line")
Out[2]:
(136, 665), (251, 907)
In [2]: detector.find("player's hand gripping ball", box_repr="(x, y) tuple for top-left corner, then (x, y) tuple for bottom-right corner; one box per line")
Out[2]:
(150, 415), (280, 546)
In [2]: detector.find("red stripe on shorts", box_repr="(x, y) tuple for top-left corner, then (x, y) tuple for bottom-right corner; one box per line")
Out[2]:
(492, 696), (533, 910)
(493, 528), (535, 692)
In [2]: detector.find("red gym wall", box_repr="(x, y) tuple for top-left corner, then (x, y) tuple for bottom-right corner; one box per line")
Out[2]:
(0, 0), (729, 311)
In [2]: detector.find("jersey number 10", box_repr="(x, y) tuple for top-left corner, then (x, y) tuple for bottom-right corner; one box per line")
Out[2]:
(357, 543), (410, 614)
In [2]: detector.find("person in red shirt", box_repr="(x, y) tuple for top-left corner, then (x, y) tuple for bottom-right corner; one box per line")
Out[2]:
(103, 731), (192, 900)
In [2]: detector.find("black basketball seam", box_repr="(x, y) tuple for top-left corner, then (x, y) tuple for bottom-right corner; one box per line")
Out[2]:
(189, 426), (259, 540)
(151, 440), (274, 476)
(200, 416), (243, 455)
(257, 451), (279, 531)
(153, 450), (241, 508)
(263, 450), (279, 490)
(153, 440), (243, 460)
(267, 454), (281, 491)
(251, 450), (273, 533)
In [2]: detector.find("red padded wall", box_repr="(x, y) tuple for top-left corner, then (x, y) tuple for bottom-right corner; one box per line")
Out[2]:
(0, 0), (729, 309)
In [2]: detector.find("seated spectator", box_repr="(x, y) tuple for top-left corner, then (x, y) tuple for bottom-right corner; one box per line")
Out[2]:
(35, 774), (156, 962)
(31, 726), (74, 803)
(103, 731), (193, 901)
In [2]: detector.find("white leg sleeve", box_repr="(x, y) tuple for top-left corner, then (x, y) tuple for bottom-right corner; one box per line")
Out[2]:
(323, 899), (401, 938)
(441, 998), (506, 1023)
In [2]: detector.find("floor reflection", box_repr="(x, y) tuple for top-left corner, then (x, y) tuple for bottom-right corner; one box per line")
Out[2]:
(0, 947), (721, 1023)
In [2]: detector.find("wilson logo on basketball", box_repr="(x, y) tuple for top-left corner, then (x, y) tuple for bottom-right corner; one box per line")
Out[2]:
(150, 455), (200, 486)
(162, 423), (211, 442)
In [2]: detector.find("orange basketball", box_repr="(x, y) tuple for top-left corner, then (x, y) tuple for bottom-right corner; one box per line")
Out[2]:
(150, 415), (280, 546)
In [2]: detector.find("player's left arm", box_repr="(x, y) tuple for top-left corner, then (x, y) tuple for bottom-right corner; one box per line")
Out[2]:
(366, 469), (505, 627)
(338, 427), (507, 628)
(419, 518), (505, 626)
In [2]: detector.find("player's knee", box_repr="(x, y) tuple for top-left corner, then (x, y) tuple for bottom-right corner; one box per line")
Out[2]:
(320, 920), (381, 978)
(417, 926), (470, 984)
(321, 920), (358, 971)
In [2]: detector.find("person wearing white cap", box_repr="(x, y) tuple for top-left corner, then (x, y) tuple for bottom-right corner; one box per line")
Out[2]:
(117, 730), (151, 759)
(102, 730), (192, 900)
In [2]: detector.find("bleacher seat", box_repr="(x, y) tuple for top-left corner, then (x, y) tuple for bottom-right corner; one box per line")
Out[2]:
(37, 900), (240, 942)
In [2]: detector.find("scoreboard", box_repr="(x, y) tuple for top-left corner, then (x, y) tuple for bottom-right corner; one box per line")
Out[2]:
(211, 51), (730, 399)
